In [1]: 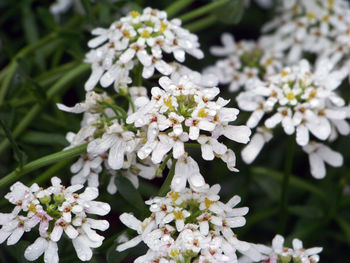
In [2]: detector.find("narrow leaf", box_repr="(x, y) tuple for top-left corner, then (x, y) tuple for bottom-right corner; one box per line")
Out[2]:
(114, 176), (147, 213)
(0, 120), (27, 167)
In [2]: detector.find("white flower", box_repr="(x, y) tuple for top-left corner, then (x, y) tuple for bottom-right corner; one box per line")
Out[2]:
(171, 155), (207, 192)
(240, 234), (323, 263)
(303, 141), (343, 179)
(206, 33), (283, 92)
(1, 177), (111, 262)
(127, 75), (251, 173)
(25, 235), (59, 263)
(241, 127), (273, 164)
(237, 59), (349, 177)
(260, 0), (350, 68)
(117, 184), (257, 263)
(85, 7), (203, 90)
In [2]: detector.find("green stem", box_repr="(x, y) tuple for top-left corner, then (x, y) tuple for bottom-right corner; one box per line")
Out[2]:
(158, 159), (177, 196)
(29, 159), (72, 185)
(0, 63), (89, 154)
(156, 153), (173, 176)
(165, 0), (196, 18)
(178, 0), (230, 23)
(279, 135), (295, 234)
(0, 144), (87, 189)
(0, 33), (58, 106)
(184, 15), (217, 32)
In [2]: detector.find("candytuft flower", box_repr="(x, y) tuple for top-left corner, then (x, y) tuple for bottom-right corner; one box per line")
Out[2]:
(0, 177), (110, 262)
(117, 184), (262, 263)
(85, 7), (204, 91)
(237, 59), (349, 178)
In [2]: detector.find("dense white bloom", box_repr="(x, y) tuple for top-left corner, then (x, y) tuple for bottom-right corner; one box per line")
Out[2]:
(206, 33), (283, 92)
(117, 185), (262, 263)
(260, 0), (350, 68)
(239, 234), (322, 263)
(237, 59), (349, 178)
(0, 177), (110, 262)
(58, 91), (159, 194)
(127, 75), (251, 174)
(85, 7), (204, 91)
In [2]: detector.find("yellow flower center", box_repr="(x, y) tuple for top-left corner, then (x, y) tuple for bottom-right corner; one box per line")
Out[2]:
(130, 11), (140, 18)
(204, 197), (215, 209)
(173, 210), (184, 220)
(141, 30), (151, 38)
(197, 108), (209, 118)
(286, 92), (295, 100)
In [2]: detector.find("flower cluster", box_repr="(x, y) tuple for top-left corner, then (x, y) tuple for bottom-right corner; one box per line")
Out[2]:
(85, 7), (204, 91)
(0, 177), (110, 262)
(117, 185), (262, 263)
(240, 234), (322, 263)
(58, 91), (159, 194)
(126, 75), (251, 177)
(260, 0), (350, 67)
(206, 33), (283, 92)
(237, 59), (349, 178)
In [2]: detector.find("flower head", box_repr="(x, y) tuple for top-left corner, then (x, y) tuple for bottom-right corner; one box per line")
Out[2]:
(117, 185), (262, 263)
(127, 75), (251, 173)
(237, 59), (349, 177)
(0, 177), (110, 262)
(85, 7), (204, 91)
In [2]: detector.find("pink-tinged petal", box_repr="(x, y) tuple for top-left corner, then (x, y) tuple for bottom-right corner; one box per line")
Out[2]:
(50, 225), (63, 242)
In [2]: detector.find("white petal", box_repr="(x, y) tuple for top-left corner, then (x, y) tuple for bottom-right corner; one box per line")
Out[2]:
(241, 133), (265, 164)
(308, 153), (326, 179)
(50, 225), (63, 242)
(223, 125), (251, 144)
(7, 228), (24, 245)
(44, 241), (59, 263)
(108, 139), (126, 170)
(318, 146), (343, 167)
(296, 125), (309, 146)
(24, 237), (48, 261)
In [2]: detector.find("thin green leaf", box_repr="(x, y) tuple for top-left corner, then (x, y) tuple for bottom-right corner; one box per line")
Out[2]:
(37, 7), (57, 31)
(21, 131), (68, 146)
(336, 216), (350, 246)
(0, 120), (27, 168)
(212, 0), (245, 24)
(115, 176), (147, 213)
(251, 167), (328, 201)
